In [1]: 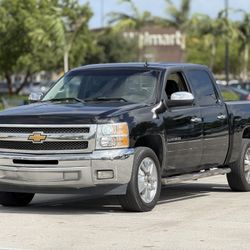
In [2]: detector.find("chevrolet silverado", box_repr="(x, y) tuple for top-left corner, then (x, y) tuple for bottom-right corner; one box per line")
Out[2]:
(0, 63), (250, 212)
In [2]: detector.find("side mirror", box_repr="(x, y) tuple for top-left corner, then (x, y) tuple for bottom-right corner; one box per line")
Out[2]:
(167, 91), (194, 107)
(28, 92), (43, 102)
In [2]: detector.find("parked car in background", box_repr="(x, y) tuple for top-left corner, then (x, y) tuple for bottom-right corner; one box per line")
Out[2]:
(230, 82), (250, 92)
(218, 85), (250, 101)
(230, 87), (250, 101)
(218, 85), (239, 101)
(20, 81), (54, 96)
(0, 82), (8, 94)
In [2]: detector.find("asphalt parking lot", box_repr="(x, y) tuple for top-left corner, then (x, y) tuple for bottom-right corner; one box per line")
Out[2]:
(0, 175), (250, 250)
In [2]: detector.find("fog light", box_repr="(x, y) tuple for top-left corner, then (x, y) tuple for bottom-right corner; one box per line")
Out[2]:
(97, 170), (114, 180)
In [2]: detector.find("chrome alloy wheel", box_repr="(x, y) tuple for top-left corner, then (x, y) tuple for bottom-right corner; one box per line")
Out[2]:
(244, 148), (250, 183)
(137, 157), (158, 203)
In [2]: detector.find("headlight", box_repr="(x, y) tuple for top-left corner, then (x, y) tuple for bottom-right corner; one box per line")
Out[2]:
(96, 122), (129, 149)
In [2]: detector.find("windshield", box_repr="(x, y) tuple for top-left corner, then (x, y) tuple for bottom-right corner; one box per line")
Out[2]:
(42, 69), (160, 103)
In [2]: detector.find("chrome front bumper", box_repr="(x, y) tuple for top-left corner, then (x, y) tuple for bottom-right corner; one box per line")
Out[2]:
(0, 149), (134, 194)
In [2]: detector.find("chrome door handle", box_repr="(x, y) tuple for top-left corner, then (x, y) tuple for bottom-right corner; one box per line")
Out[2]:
(191, 117), (202, 123)
(217, 114), (226, 120)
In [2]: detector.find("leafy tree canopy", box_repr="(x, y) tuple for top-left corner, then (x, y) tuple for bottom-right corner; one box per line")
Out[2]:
(0, 0), (92, 95)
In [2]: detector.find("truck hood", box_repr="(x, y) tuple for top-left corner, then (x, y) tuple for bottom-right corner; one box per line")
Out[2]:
(0, 101), (147, 124)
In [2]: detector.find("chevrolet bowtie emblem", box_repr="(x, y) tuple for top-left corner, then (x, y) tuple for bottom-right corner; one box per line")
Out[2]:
(28, 132), (47, 143)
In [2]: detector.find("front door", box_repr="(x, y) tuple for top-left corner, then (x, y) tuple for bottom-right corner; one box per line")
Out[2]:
(162, 71), (203, 176)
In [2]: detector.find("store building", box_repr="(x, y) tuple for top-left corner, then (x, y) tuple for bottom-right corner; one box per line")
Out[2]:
(123, 25), (186, 62)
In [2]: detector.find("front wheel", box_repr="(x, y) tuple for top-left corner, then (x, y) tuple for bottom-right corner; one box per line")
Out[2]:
(119, 147), (161, 212)
(0, 192), (35, 207)
(227, 139), (250, 191)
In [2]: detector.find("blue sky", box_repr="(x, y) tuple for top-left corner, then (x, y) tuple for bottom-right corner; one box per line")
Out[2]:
(81, 0), (250, 28)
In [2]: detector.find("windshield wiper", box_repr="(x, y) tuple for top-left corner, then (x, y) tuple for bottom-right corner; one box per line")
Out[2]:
(43, 97), (85, 104)
(84, 97), (128, 102)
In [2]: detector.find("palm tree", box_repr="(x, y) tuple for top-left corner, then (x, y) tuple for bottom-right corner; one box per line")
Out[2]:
(48, 2), (92, 72)
(188, 11), (237, 71)
(189, 15), (215, 69)
(237, 11), (250, 80)
(188, 14), (222, 70)
(108, 0), (153, 31)
(108, 0), (154, 60)
(157, 0), (191, 30)
(153, 0), (191, 61)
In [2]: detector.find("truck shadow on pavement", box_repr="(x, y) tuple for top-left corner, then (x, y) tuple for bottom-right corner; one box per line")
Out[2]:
(158, 182), (230, 205)
(0, 182), (231, 215)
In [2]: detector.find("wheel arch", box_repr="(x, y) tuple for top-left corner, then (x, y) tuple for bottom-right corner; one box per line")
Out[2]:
(134, 134), (165, 168)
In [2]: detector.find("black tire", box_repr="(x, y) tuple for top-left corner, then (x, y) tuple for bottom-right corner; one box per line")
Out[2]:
(119, 147), (161, 212)
(0, 192), (35, 207)
(227, 139), (250, 191)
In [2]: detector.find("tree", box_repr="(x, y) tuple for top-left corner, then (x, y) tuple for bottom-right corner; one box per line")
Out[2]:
(237, 11), (250, 80)
(0, 0), (64, 95)
(14, 1), (67, 94)
(157, 0), (191, 30)
(85, 28), (138, 64)
(154, 0), (191, 62)
(55, 0), (93, 72)
(188, 14), (224, 70)
(0, 0), (93, 95)
(108, 0), (154, 60)
(0, 0), (30, 95)
(187, 8), (239, 73)
(108, 0), (153, 30)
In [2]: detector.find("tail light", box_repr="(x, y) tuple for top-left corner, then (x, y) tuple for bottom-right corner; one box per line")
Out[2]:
(247, 94), (250, 101)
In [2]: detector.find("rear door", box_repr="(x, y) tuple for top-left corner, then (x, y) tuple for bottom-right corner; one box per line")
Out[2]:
(185, 69), (229, 168)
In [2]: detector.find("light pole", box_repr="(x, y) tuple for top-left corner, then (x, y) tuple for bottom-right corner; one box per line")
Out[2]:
(225, 0), (230, 85)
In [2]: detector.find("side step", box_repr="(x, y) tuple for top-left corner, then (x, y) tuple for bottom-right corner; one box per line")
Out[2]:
(161, 168), (231, 185)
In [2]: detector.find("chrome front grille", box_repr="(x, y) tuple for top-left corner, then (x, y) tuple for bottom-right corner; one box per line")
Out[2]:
(0, 124), (96, 154)
(0, 141), (88, 151)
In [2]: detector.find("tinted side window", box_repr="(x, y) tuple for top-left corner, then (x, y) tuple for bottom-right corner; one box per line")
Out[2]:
(186, 70), (217, 106)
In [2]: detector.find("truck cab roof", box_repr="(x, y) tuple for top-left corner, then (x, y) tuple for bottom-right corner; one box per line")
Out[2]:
(71, 62), (209, 72)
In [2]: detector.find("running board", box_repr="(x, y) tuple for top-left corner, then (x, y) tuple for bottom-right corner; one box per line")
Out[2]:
(161, 168), (231, 185)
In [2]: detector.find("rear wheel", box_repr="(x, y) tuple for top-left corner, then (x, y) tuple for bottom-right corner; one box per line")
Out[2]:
(120, 147), (161, 212)
(227, 139), (250, 191)
(0, 192), (35, 207)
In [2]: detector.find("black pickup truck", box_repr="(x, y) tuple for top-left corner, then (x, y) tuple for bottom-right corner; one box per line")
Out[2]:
(0, 62), (250, 212)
